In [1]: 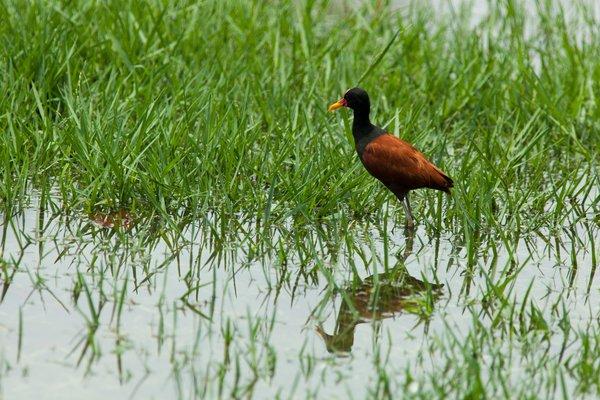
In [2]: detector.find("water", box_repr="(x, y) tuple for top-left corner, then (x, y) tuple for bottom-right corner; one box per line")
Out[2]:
(0, 189), (597, 399)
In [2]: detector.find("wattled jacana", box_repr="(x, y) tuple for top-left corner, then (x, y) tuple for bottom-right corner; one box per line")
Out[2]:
(329, 87), (453, 228)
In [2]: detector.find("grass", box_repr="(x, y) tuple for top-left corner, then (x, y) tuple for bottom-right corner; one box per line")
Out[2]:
(1, 0), (597, 231)
(0, 0), (599, 399)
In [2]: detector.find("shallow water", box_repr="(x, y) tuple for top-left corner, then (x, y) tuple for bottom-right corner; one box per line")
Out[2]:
(0, 190), (597, 399)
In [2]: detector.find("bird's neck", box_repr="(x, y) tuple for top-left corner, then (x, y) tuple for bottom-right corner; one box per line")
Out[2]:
(352, 112), (385, 157)
(351, 110), (373, 139)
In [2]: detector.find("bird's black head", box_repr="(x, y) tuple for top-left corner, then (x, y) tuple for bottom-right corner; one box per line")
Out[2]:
(343, 87), (370, 112)
(328, 87), (370, 117)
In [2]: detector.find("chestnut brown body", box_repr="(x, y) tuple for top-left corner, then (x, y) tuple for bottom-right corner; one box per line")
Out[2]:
(360, 134), (453, 200)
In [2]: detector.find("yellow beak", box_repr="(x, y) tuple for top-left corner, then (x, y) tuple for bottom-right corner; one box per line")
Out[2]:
(328, 99), (346, 112)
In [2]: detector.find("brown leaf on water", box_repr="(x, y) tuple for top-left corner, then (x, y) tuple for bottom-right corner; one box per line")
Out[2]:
(89, 209), (134, 230)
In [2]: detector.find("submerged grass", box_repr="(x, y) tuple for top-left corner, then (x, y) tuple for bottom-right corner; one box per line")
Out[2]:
(0, 0), (599, 399)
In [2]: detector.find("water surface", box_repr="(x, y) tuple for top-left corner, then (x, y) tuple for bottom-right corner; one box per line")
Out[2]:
(0, 190), (597, 398)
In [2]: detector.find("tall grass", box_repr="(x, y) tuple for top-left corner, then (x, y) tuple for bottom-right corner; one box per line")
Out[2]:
(0, 0), (597, 236)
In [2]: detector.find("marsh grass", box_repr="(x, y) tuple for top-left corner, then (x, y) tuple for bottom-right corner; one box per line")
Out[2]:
(0, 0), (599, 399)
(0, 0), (597, 231)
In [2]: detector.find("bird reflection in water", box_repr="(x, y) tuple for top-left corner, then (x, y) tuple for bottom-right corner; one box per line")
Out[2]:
(315, 228), (443, 354)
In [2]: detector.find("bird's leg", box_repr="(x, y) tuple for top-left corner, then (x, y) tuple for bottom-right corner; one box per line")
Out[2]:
(402, 224), (415, 261)
(402, 194), (415, 230)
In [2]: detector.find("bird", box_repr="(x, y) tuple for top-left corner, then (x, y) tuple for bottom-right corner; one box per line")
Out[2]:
(328, 87), (453, 228)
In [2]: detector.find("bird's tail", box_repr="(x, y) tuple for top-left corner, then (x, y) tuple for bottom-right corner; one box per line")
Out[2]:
(442, 174), (454, 194)
(433, 171), (453, 194)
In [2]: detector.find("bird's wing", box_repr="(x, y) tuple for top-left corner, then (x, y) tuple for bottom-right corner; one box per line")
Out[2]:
(361, 134), (453, 192)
